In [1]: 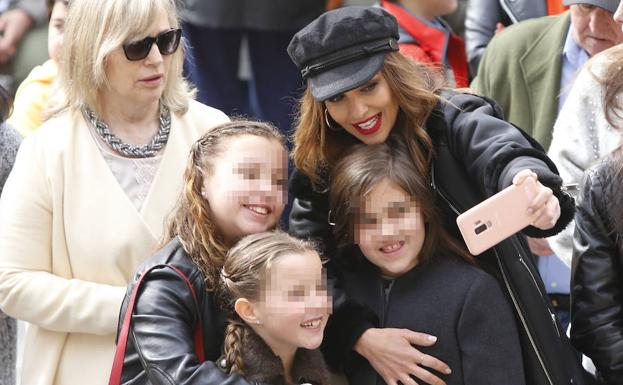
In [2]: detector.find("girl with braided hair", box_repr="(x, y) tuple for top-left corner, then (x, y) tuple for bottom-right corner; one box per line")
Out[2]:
(116, 120), (289, 384)
(218, 231), (331, 385)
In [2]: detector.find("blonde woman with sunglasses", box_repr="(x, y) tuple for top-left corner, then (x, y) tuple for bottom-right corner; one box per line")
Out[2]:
(0, 1), (228, 384)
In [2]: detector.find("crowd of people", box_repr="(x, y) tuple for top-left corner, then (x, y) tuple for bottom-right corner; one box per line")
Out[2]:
(1, 0), (623, 385)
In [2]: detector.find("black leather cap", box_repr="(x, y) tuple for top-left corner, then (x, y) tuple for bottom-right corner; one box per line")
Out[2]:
(287, 6), (400, 101)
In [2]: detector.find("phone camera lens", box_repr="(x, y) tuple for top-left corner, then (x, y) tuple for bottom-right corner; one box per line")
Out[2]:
(474, 223), (488, 235)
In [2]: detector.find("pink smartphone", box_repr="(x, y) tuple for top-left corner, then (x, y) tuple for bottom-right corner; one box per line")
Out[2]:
(456, 178), (540, 255)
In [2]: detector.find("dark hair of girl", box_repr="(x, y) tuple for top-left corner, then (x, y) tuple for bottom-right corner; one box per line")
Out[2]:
(329, 135), (474, 267)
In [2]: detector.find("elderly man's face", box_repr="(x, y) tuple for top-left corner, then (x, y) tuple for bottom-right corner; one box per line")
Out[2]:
(571, 4), (623, 56)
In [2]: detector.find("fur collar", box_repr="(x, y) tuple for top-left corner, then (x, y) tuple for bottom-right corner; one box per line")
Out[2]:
(222, 325), (331, 385)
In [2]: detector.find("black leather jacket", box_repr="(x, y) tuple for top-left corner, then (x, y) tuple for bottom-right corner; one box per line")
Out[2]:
(572, 160), (623, 385)
(289, 91), (590, 385)
(117, 238), (259, 385)
(465, 0), (546, 75)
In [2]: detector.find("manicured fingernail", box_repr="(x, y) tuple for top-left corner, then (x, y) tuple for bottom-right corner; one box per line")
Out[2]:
(428, 335), (437, 342)
(445, 368), (452, 374)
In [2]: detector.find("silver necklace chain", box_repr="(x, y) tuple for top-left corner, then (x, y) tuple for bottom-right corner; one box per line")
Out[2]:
(84, 104), (171, 158)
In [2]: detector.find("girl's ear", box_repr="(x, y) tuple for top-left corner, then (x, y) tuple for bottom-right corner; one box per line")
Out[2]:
(234, 298), (261, 325)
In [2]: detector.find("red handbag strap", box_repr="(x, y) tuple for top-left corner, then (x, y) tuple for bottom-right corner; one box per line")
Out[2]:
(109, 264), (205, 385)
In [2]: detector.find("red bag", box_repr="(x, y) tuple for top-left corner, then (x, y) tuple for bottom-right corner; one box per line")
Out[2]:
(108, 264), (205, 385)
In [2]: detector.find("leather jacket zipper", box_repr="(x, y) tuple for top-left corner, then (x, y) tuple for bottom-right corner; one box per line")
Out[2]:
(510, 237), (562, 339)
(430, 166), (554, 385)
(493, 248), (554, 385)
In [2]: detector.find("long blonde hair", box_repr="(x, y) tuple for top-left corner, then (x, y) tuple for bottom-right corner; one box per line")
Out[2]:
(291, 51), (445, 189)
(165, 121), (286, 293)
(47, 0), (192, 118)
(220, 231), (319, 374)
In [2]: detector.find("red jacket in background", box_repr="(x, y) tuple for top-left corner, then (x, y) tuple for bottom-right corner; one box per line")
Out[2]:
(382, 0), (469, 88)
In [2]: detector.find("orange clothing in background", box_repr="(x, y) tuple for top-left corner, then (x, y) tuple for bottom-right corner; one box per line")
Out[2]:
(382, 0), (469, 87)
(547, 0), (569, 15)
(326, 0), (342, 10)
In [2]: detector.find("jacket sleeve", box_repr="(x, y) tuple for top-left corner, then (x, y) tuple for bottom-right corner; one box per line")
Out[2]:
(439, 91), (574, 237)
(0, 138), (126, 335)
(458, 272), (526, 385)
(127, 268), (258, 385)
(288, 169), (336, 257)
(570, 168), (623, 385)
(464, 0), (505, 76)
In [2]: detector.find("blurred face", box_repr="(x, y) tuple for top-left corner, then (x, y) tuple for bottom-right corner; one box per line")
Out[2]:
(101, 9), (174, 108)
(252, 251), (331, 357)
(48, 1), (67, 61)
(356, 178), (425, 278)
(202, 135), (287, 245)
(570, 4), (623, 56)
(324, 73), (400, 145)
(398, 0), (458, 19)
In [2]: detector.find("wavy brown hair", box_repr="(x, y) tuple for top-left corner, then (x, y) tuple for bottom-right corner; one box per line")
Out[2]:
(600, 45), (623, 130)
(329, 137), (474, 267)
(164, 121), (286, 293)
(219, 231), (320, 374)
(291, 51), (445, 189)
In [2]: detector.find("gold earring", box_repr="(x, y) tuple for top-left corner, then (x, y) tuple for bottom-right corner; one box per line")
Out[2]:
(324, 108), (341, 131)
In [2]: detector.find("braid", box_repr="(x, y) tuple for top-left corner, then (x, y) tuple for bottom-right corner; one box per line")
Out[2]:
(223, 321), (247, 374)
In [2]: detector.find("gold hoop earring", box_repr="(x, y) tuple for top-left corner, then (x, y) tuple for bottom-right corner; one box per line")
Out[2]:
(324, 108), (341, 131)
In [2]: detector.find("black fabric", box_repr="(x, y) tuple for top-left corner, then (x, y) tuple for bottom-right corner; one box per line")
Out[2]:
(179, 0), (326, 31)
(336, 256), (525, 385)
(571, 161), (623, 385)
(289, 91), (590, 385)
(117, 239), (259, 385)
(287, 6), (399, 69)
(287, 6), (400, 100)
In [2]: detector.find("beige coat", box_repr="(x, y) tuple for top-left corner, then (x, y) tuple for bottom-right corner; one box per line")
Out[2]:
(0, 100), (228, 385)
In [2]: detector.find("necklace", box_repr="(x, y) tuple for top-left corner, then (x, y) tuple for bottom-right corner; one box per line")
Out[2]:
(84, 104), (171, 158)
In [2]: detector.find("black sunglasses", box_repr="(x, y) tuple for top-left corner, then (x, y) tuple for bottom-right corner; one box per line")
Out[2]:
(122, 28), (182, 61)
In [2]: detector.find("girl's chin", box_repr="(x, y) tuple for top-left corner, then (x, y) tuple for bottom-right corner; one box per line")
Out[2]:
(299, 333), (325, 350)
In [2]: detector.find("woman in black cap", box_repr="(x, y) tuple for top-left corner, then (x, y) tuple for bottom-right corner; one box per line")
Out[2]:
(287, 6), (585, 385)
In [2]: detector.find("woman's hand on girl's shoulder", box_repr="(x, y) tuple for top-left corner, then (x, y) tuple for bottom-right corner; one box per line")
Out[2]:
(513, 169), (561, 230)
(354, 328), (450, 385)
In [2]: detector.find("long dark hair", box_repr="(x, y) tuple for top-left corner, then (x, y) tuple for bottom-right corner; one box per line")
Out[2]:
(329, 135), (474, 268)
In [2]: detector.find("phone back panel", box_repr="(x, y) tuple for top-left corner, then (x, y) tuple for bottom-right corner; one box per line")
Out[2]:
(456, 178), (539, 255)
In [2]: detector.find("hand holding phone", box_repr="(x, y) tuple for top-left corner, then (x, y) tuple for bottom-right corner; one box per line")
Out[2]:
(456, 177), (540, 255)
